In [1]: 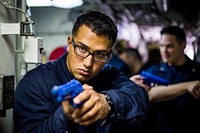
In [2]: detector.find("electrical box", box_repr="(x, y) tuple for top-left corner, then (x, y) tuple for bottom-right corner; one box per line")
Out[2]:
(24, 37), (43, 63)
(0, 75), (14, 117)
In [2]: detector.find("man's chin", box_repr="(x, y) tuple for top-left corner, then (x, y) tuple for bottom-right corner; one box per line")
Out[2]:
(162, 59), (169, 63)
(75, 75), (91, 83)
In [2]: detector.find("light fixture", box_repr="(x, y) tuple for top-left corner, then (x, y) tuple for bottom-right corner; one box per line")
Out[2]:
(26, 0), (83, 9)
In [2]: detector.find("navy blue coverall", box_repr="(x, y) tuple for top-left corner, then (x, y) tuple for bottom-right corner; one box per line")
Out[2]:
(14, 52), (149, 133)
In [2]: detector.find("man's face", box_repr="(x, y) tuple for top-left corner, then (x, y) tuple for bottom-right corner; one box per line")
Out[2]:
(159, 34), (185, 65)
(66, 25), (112, 83)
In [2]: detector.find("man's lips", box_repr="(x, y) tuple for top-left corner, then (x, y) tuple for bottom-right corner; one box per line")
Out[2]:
(162, 54), (169, 59)
(77, 68), (91, 76)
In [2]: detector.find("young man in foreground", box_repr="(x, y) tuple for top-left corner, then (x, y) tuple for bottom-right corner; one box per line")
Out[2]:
(14, 10), (149, 133)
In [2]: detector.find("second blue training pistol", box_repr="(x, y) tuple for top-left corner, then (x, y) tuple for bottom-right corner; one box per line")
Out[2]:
(141, 71), (169, 86)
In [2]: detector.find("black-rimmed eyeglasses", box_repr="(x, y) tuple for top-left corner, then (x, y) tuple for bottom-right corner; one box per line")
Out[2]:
(71, 38), (111, 63)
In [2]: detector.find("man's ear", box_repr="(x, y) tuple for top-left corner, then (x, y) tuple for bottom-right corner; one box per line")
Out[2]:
(67, 36), (72, 52)
(181, 41), (186, 50)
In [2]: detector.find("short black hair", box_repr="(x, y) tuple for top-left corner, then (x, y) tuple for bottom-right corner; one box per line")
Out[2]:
(160, 26), (186, 43)
(72, 10), (118, 46)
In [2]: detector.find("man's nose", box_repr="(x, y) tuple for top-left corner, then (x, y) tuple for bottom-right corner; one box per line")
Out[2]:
(161, 46), (167, 52)
(83, 54), (93, 67)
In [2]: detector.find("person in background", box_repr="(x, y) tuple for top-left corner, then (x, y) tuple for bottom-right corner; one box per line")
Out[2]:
(14, 10), (149, 133)
(107, 39), (130, 77)
(130, 25), (200, 133)
(107, 53), (130, 77)
(119, 48), (143, 76)
(141, 47), (162, 70)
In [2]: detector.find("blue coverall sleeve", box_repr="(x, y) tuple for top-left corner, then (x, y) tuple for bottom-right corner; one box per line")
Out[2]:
(101, 78), (150, 129)
(14, 77), (68, 133)
(95, 65), (150, 130)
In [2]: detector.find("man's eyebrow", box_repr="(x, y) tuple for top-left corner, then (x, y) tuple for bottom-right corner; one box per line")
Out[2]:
(77, 42), (110, 53)
(77, 42), (88, 48)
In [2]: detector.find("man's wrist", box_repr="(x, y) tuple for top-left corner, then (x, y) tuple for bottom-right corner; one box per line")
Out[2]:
(104, 93), (114, 115)
(105, 94), (113, 106)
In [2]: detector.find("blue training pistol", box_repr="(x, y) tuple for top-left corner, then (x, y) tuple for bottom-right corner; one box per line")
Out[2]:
(52, 79), (83, 108)
(141, 71), (169, 86)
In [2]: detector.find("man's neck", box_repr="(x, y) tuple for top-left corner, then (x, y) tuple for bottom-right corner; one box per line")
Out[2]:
(168, 55), (187, 66)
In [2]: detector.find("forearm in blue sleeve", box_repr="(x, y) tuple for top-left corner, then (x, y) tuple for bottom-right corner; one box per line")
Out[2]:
(14, 79), (71, 132)
(14, 104), (69, 133)
(101, 82), (150, 128)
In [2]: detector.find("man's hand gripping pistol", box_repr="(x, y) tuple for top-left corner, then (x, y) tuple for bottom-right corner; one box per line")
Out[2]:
(52, 79), (83, 108)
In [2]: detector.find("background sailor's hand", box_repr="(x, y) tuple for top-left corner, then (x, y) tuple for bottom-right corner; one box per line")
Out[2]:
(187, 80), (200, 99)
(130, 74), (151, 92)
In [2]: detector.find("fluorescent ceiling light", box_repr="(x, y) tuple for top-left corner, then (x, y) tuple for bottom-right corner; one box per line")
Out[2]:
(26, 0), (83, 9)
